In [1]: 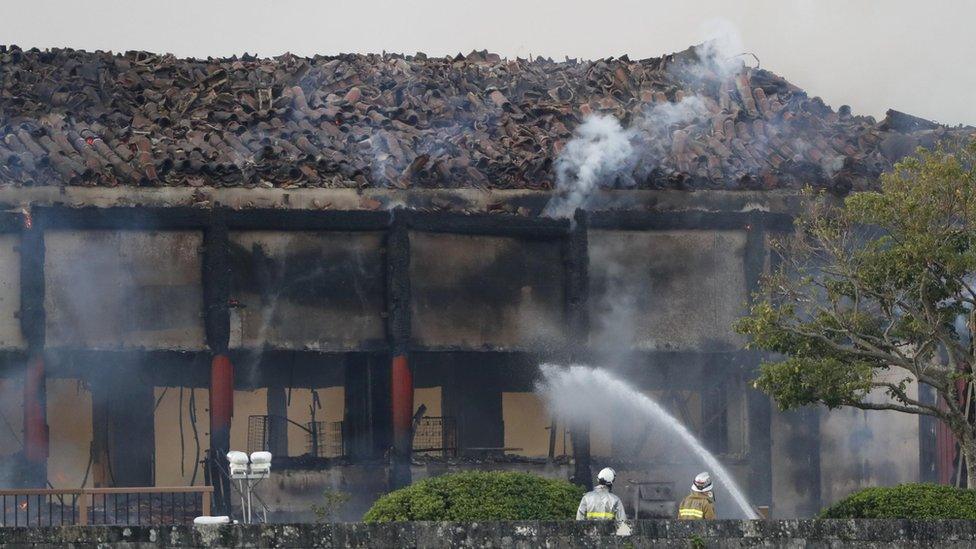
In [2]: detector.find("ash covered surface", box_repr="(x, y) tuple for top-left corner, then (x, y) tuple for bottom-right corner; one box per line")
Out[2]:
(0, 44), (971, 195)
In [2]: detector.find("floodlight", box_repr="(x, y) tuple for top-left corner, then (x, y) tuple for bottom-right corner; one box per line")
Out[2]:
(227, 450), (249, 478)
(249, 451), (272, 477)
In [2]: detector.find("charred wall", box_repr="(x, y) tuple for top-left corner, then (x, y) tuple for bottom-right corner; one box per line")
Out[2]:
(44, 230), (205, 350)
(587, 229), (748, 352)
(227, 231), (385, 351)
(409, 232), (566, 350)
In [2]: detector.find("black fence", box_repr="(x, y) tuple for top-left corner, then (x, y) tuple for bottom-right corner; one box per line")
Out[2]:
(306, 421), (344, 458)
(248, 415), (344, 459)
(0, 487), (212, 527)
(412, 417), (458, 457)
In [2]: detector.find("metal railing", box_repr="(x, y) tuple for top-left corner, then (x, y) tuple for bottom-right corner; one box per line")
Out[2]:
(413, 416), (458, 457)
(248, 415), (344, 459)
(306, 421), (344, 458)
(248, 415), (272, 454)
(0, 486), (212, 527)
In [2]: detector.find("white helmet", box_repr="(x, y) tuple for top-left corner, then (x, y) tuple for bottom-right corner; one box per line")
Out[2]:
(597, 467), (616, 485)
(692, 471), (712, 493)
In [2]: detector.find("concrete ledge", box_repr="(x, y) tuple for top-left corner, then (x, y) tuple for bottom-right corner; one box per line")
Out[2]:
(0, 186), (810, 214)
(2, 520), (976, 548)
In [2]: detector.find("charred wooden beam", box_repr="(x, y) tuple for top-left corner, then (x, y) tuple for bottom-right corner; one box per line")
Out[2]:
(565, 209), (589, 350)
(565, 209), (592, 489)
(743, 209), (773, 507)
(203, 209), (230, 353)
(19, 216), (45, 348)
(202, 208), (233, 514)
(33, 206), (208, 230)
(44, 350), (210, 385)
(588, 210), (793, 232)
(404, 210), (570, 239)
(223, 209), (390, 231)
(19, 212), (47, 487)
(386, 210), (411, 354)
(386, 209), (412, 488)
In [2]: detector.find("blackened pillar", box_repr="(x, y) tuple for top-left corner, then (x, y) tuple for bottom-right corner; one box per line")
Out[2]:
(566, 209), (592, 489)
(20, 211), (48, 487)
(386, 210), (413, 488)
(266, 385), (288, 457)
(204, 209), (233, 513)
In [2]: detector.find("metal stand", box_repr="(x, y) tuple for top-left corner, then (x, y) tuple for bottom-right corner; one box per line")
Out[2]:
(221, 452), (272, 524)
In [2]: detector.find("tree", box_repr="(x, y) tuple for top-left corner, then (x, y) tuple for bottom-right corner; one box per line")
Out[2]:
(736, 139), (976, 485)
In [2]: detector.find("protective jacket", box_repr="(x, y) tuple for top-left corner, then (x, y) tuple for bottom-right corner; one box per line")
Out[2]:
(576, 485), (626, 521)
(677, 491), (715, 520)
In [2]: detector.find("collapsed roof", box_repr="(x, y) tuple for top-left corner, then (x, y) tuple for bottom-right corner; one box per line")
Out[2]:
(0, 44), (971, 194)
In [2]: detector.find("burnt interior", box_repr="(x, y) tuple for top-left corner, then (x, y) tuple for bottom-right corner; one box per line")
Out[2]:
(0, 206), (842, 520)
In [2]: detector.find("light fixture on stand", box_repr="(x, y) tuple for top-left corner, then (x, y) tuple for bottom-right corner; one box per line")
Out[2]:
(226, 450), (272, 524)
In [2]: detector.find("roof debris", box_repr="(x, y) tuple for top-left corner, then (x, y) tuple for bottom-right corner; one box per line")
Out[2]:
(0, 45), (971, 193)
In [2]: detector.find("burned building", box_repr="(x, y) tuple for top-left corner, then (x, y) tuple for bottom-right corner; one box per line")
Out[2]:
(0, 44), (973, 520)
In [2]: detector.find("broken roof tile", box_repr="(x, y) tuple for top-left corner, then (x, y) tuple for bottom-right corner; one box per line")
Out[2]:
(0, 45), (972, 194)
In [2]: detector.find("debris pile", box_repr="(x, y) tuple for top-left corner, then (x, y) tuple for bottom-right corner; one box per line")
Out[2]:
(0, 45), (971, 193)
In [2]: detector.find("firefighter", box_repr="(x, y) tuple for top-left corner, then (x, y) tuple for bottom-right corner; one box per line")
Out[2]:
(576, 467), (626, 522)
(677, 472), (716, 520)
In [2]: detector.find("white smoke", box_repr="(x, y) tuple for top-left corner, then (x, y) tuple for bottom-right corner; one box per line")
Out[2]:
(543, 115), (634, 218)
(544, 97), (710, 218)
(694, 18), (747, 80)
(541, 19), (762, 218)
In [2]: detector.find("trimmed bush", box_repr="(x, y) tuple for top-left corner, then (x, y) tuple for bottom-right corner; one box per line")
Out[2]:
(363, 471), (584, 522)
(819, 483), (976, 519)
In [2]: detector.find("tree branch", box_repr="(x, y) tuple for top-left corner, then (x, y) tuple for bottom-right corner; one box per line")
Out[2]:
(844, 400), (941, 417)
(869, 381), (946, 417)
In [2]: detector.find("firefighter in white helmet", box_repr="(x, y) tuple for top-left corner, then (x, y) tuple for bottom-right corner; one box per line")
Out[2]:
(678, 472), (716, 520)
(576, 467), (626, 521)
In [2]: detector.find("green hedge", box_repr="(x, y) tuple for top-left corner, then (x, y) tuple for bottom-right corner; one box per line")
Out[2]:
(363, 471), (584, 523)
(819, 483), (976, 519)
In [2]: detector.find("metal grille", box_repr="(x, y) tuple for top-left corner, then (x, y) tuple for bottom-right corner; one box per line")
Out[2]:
(0, 488), (211, 527)
(247, 415), (270, 454)
(306, 421), (344, 458)
(412, 417), (457, 457)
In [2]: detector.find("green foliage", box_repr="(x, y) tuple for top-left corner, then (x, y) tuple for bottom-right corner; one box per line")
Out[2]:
(311, 489), (351, 522)
(362, 471), (584, 523)
(735, 140), (976, 418)
(819, 483), (976, 519)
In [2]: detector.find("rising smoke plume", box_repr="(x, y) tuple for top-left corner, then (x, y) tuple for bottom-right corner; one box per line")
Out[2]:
(543, 21), (744, 218)
(543, 115), (634, 218)
(543, 97), (713, 218)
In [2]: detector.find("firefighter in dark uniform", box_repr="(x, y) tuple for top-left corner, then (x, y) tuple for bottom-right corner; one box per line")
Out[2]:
(678, 472), (716, 520)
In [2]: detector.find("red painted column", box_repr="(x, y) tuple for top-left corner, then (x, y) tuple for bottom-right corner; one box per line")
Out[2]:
(209, 354), (234, 454)
(22, 354), (48, 471)
(391, 354), (413, 457)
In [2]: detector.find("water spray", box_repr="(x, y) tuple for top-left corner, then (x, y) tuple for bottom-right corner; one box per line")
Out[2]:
(537, 364), (759, 520)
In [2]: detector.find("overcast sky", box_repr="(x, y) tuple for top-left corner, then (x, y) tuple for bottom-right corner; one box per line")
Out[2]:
(3, 0), (974, 125)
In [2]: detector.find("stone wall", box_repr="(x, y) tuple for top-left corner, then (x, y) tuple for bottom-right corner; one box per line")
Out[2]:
(1, 520), (975, 548)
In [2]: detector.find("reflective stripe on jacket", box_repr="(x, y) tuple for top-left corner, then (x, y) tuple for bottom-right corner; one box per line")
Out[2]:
(576, 485), (626, 521)
(677, 492), (715, 520)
